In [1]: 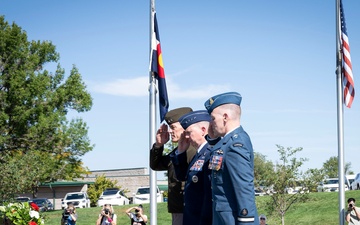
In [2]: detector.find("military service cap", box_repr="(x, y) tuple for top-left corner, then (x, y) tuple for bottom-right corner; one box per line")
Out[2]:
(164, 107), (193, 125)
(204, 91), (242, 114)
(179, 110), (211, 130)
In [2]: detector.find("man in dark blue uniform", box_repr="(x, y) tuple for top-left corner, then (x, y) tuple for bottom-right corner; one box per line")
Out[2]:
(204, 92), (259, 225)
(171, 110), (213, 225)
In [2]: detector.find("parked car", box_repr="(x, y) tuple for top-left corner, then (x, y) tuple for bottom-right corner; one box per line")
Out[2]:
(285, 181), (309, 194)
(351, 173), (360, 190)
(254, 188), (265, 196)
(317, 178), (349, 192)
(61, 192), (90, 209)
(97, 188), (130, 206)
(15, 197), (31, 202)
(30, 198), (54, 211)
(346, 174), (356, 190)
(285, 186), (309, 194)
(133, 186), (163, 204)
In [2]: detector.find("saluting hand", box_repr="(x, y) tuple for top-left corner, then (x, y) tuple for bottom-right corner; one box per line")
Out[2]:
(155, 123), (170, 147)
(207, 122), (216, 139)
(177, 131), (190, 154)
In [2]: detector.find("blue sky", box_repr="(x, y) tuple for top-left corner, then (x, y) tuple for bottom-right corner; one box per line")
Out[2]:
(1, 1), (360, 180)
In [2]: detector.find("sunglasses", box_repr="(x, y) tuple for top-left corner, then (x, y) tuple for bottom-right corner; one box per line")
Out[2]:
(260, 218), (266, 220)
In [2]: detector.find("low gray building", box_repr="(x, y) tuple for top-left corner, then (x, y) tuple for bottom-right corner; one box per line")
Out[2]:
(20, 167), (168, 209)
(82, 167), (150, 196)
(18, 181), (92, 210)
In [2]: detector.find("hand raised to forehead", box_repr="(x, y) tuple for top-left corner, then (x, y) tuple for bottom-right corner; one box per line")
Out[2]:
(155, 123), (170, 146)
(177, 131), (190, 154)
(207, 122), (216, 139)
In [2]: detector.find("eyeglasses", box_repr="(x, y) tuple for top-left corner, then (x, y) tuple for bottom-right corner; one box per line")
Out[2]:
(260, 218), (266, 220)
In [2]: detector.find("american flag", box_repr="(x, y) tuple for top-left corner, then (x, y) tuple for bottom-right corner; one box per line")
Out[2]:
(150, 12), (169, 121)
(340, 0), (355, 108)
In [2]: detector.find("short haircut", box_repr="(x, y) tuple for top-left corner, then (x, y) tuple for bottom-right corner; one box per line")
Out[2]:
(348, 198), (356, 203)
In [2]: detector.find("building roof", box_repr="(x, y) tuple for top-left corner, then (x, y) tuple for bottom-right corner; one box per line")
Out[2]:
(158, 184), (168, 191)
(40, 181), (94, 187)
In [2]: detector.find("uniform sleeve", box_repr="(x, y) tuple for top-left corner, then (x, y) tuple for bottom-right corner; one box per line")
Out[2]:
(226, 138), (257, 224)
(149, 144), (170, 171)
(170, 150), (189, 181)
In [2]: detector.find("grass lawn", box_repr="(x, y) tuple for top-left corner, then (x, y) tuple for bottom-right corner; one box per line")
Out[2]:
(44, 203), (171, 225)
(43, 190), (359, 225)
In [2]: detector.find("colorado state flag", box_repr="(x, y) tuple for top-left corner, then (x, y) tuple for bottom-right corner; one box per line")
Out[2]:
(150, 12), (169, 122)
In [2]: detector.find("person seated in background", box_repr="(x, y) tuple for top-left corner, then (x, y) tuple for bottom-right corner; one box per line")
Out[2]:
(96, 204), (117, 225)
(126, 204), (148, 225)
(61, 203), (77, 225)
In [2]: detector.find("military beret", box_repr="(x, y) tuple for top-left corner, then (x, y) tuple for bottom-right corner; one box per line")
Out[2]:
(204, 91), (242, 114)
(164, 107), (193, 125)
(179, 110), (211, 130)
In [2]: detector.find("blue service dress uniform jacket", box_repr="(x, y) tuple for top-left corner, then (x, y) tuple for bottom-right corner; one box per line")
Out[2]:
(208, 126), (259, 225)
(171, 144), (213, 225)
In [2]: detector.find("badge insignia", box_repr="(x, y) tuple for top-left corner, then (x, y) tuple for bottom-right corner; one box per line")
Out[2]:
(233, 143), (243, 147)
(192, 175), (198, 183)
(241, 208), (248, 216)
(209, 98), (214, 105)
(216, 149), (224, 154)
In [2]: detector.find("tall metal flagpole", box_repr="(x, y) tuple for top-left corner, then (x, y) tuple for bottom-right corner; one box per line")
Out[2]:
(149, 0), (158, 224)
(335, 0), (345, 224)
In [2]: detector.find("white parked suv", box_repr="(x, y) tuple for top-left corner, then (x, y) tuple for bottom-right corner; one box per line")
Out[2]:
(317, 178), (349, 192)
(133, 186), (163, 204)
(61, 192), (91, 209)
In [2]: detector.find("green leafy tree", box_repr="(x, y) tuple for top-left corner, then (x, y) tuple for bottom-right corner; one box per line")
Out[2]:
(87, 175), (127, 207)
(0, 16), (93, 200)
(262, 145), (318, 225)
(322, 156), (353, 178)
(254, 152), (274, 189)
(302, 168), (325, 192)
